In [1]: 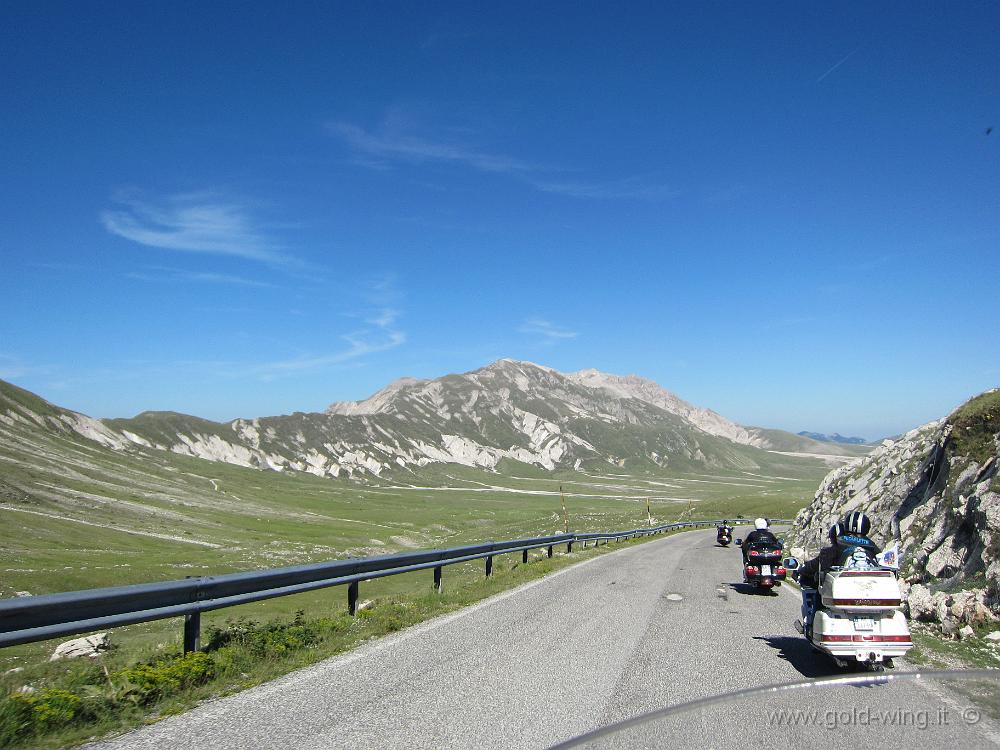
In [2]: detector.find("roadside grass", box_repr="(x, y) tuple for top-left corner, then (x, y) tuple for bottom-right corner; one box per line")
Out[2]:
(907, 623), (1000, 670)
(0, 531), (675, 749)
(909, 623), (1000, 722)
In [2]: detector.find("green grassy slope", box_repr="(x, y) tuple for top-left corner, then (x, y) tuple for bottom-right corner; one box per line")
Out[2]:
(1, 375), (830, 673)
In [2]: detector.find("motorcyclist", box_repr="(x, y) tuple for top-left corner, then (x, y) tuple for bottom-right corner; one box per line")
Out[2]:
(797, 511), (873, 636)
(797, 511), (873, 588)
(741, 517), (777, 564)
(716, 520), (732, 545)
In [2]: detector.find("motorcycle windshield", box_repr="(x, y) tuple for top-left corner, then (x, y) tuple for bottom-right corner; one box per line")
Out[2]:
(548, 669), (999, 749)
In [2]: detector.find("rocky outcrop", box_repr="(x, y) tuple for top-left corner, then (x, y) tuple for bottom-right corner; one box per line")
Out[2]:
(787, 390), (1000, 636)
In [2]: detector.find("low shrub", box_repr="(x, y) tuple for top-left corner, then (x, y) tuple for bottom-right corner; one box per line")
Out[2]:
(114, 651), (214, 705)
(205, 611), (320, 658)
(1, 688), (84, 746)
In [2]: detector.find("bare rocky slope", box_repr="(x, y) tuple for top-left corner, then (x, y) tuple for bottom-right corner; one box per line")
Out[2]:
(787, 389), (1000, 636)
(1, 360), (858, 481)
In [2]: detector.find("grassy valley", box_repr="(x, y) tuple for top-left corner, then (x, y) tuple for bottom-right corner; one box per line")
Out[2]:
(0, 385), (829, 668)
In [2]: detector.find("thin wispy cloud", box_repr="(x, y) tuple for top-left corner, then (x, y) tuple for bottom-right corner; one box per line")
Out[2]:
(250, 330), (407, 379)
(328, 122), (533, 174)
(0, 354), (58, 381)
(817, 48), (858, 83)
(126, 266), (276, 288)
(0, 354), (32, 380)
(252, 277), (407, 379)
(366, 308), (399, 328)
(101, 191), (294, 266)
(534, 177), (679, 201)
(519, 318), (578, 342)
(329, 119), (675, 201)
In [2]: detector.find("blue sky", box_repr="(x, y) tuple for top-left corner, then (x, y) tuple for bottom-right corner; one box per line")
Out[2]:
(2, 2), (997, 439)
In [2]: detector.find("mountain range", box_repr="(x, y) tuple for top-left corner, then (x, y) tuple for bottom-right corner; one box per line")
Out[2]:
(0, 359), (868, 481)
(796, 431), (869, 445)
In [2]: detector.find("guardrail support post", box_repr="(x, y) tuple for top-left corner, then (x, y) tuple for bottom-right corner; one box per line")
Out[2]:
(433, 566), (442, 593)
(485, 555), (493, 578)
(567, 541), (573, 553)
(547, 545), (553, 558)
(522, 549), (529, 564)
(348, 581), (359, 616)
(183, 611), (200, 653)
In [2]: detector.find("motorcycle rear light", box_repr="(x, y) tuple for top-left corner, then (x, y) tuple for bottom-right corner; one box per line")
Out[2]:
(776, 566), (786, 574)
(745, 566), (757, 573)
(820, 634), (913, 644)
(749, 550), (759, 556)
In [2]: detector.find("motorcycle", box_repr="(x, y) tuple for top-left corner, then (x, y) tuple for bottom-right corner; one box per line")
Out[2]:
(735, 536), (786, 591)
(716, 525), (732, 547)
(788, 534), (913, 670)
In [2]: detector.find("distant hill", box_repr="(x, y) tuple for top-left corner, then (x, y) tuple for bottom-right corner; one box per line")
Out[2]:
(796, 431), (869, 445)
(2, 360), (866, 481)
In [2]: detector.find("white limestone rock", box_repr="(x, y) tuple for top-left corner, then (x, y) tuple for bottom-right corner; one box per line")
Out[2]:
(50, 633), (110, 661)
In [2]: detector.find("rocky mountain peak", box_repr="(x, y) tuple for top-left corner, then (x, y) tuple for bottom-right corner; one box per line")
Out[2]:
(2, 359), (865, 483)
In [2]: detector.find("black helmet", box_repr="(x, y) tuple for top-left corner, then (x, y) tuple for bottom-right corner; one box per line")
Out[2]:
(843, 511), (872, 536)
(828, 522), (842, 544)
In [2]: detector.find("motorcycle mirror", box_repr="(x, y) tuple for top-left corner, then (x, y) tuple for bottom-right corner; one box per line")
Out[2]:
(735, 538), (743, 546)
(783, 557), (799, 569)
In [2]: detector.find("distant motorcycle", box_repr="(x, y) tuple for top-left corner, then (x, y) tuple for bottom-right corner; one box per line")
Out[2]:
(716, 525), (732, 547)
(736, 537), (786, 591)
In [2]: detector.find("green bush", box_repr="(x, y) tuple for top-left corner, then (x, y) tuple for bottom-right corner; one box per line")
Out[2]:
(114, 651), (214, 705)
(0, 688), (84, 745)
(205, 611), (320, 658)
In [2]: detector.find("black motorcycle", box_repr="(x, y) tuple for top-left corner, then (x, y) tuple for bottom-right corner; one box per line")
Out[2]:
(716, 525), (732, 547)
(736, 537), (786, 590)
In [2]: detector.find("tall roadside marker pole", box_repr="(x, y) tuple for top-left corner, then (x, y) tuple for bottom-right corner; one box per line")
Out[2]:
(560, 484), (569, 533)
(647, 497), (652, 527)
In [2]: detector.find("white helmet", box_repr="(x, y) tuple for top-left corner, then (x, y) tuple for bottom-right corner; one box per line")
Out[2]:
(754, 517), (769, 530)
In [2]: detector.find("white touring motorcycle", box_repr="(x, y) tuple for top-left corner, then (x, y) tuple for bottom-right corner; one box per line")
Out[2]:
(788, 533), (912, 670)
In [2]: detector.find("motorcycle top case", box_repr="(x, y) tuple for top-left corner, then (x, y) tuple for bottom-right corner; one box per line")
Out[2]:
(819, 569), (903, 614)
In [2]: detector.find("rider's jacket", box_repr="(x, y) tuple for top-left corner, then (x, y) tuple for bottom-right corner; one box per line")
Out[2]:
(797, 546), (839, 588)
(742, 529), (777, 547)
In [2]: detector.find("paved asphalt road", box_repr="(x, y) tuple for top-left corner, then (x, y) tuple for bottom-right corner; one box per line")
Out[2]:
(89, 530), (1000, 749)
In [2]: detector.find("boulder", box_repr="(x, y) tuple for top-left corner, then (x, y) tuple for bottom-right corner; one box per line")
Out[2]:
(905, 584), (936, 621)
(49, 633), (110, 661)
(958, 625), (976, 640)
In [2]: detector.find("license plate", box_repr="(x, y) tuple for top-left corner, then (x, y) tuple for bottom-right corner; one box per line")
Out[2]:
(854, 618), (874, 631)
(761, 565), (772, 575)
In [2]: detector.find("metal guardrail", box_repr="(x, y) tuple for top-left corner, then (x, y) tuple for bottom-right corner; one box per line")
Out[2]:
(0, 518), (791, 652)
